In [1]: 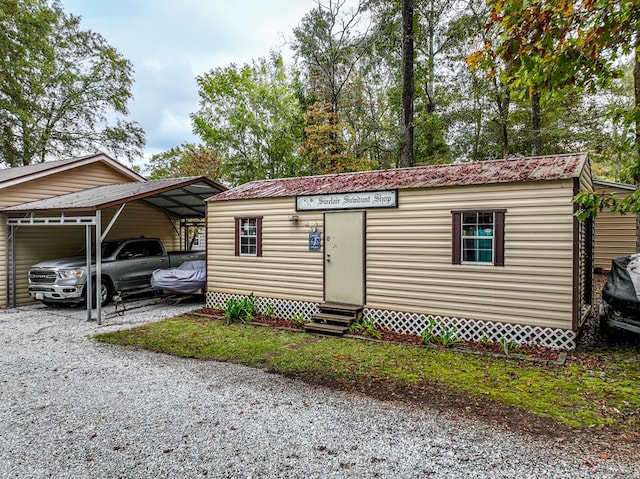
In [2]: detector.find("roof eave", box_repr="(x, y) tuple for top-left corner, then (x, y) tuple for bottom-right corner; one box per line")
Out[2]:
(0, 153), (145, 189)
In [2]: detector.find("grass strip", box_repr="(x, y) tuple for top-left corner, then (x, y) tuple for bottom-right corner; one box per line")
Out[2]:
(95, 316), (640, 433)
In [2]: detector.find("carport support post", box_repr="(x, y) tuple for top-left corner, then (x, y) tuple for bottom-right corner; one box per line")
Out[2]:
(85, 225), (93, 322)
(95, 210), (102, 324)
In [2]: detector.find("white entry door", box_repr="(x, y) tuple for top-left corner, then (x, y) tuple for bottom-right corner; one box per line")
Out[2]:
(324, 211), (365, 305)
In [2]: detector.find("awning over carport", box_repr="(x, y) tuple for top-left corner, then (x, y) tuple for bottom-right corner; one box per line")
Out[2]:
(3, 176), (226, 323)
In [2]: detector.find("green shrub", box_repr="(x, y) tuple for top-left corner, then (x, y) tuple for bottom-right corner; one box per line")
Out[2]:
(349, 316), (381, 339)
(421, 317), (461, 347)
(420, 317), (437, 344)
(223, 293), (258, 324)
(290, 312), (307, 327)
(498, 336), (521, 356)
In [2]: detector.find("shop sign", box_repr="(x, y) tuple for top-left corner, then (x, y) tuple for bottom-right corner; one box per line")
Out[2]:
(296, 190), (397, 211)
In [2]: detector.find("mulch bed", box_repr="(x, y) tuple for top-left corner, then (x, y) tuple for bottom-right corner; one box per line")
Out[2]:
(192, 307), (562, 362)
(194, 272), (640, 361)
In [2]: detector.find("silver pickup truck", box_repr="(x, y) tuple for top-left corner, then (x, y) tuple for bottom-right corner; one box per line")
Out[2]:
(28, 237), (205, 306)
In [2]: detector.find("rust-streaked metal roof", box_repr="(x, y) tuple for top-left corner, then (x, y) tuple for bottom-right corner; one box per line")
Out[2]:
(3, 176), (226, 218)
(0, 153), (145, 188)
(209, 153), (588, 202)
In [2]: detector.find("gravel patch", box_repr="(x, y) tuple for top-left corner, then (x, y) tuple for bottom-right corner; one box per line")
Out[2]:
(0, 299), (638, 479)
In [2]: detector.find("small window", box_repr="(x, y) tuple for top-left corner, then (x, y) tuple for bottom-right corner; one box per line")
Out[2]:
(235, 217), (262, 257)
(452, 210), (505, 266)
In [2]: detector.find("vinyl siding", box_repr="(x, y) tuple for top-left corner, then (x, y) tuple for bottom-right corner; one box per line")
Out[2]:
(0, 162), (143, 307)
(101, 203), (181, 250)
(367, 181), (575, 330)
(0, 162), (137, 208)
(207, 197), (324, 302)
(594, 183), (637, 270)
(207, 179), (578, 330)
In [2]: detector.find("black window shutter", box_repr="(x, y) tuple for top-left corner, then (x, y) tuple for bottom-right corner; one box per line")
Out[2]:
(256, 218), (263, 257)
(234, 218), (240, 256)
(452, 212), (461, 264)
(494, 211), (505, 266)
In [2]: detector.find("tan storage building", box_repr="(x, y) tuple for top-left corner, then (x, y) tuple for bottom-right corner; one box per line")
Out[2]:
(593, 180), (637, 271)
(1, 154), (225, 313)
(206, 153), (593, 350)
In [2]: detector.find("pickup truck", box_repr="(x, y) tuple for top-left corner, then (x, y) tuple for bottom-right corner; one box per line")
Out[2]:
(27, 237), (205, 306)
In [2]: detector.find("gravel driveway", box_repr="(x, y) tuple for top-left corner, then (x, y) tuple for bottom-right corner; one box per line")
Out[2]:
(0, 299), (637, 479)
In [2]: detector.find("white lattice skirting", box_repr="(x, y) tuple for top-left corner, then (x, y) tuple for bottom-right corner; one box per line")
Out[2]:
(207, 291), (320, 322)
(206, 292), (576, 350)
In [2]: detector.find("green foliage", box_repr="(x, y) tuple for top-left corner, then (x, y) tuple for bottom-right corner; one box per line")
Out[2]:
(574, 189), (640, 220)
(290, 313), (307, 327)
(420, 316), (437, 344)
(146, 143), (224, 181)
(479, 331), (492, 346)
(0, 0), (144, 166)
(497, 336), (521, 356)
(222, 294), (258, 324)
(470, 0), (638, 92)
(192, 53), (307, 186)
(574, 190), (614, 220)
(174, 0), (638, 184)
(432, 325), (462, 347)
(421, 317), (461, 347)
(262, 304), (276, 319)
(349, 316), (381, 340)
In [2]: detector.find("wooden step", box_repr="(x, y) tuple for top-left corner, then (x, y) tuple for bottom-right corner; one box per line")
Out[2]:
(311, 312), (355, 326)
(320, 302), (363, 315)
(303, 322), (350, 336)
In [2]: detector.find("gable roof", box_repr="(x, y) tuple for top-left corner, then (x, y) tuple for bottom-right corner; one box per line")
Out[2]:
(0, 153), (145, 189)
(2, 176), (226, 218)
(209, 153), (588, 202)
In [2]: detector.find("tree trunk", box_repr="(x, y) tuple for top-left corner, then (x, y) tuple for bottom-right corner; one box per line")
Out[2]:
(400, 0), (414, 168)
(531, 88), (542, 156)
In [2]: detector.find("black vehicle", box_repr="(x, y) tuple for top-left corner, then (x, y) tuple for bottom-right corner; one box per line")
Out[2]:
(599, 254), (640, 335)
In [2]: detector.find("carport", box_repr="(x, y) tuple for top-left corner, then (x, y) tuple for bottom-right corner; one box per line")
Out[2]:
(3, 176), (225, 323)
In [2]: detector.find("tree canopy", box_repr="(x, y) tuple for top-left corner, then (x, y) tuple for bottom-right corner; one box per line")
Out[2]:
(192, 53), (306, 185)
(0, 0), (144, 167)
(143, 0), (638, 198)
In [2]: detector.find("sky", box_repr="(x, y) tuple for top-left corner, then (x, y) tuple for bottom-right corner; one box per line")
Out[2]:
(61, 0), (328, 170)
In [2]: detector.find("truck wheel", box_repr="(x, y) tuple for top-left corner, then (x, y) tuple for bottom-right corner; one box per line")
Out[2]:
(98, 279), (112, 306)
(84, 278), (112, 306)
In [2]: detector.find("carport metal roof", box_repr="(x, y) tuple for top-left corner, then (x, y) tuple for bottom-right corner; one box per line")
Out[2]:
(3, 176), (225, 218)
(3, 176), (225, 324)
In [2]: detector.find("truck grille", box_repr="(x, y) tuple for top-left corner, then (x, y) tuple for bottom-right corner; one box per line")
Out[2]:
(28, 270), (57, 284)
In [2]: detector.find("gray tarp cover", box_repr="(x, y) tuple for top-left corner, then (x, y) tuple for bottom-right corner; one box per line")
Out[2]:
(151, 260), (206, 293)
(602, 254), (640, 318)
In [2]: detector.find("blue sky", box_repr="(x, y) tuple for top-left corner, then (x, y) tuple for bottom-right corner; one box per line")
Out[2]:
(62, 0), (327, 169)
